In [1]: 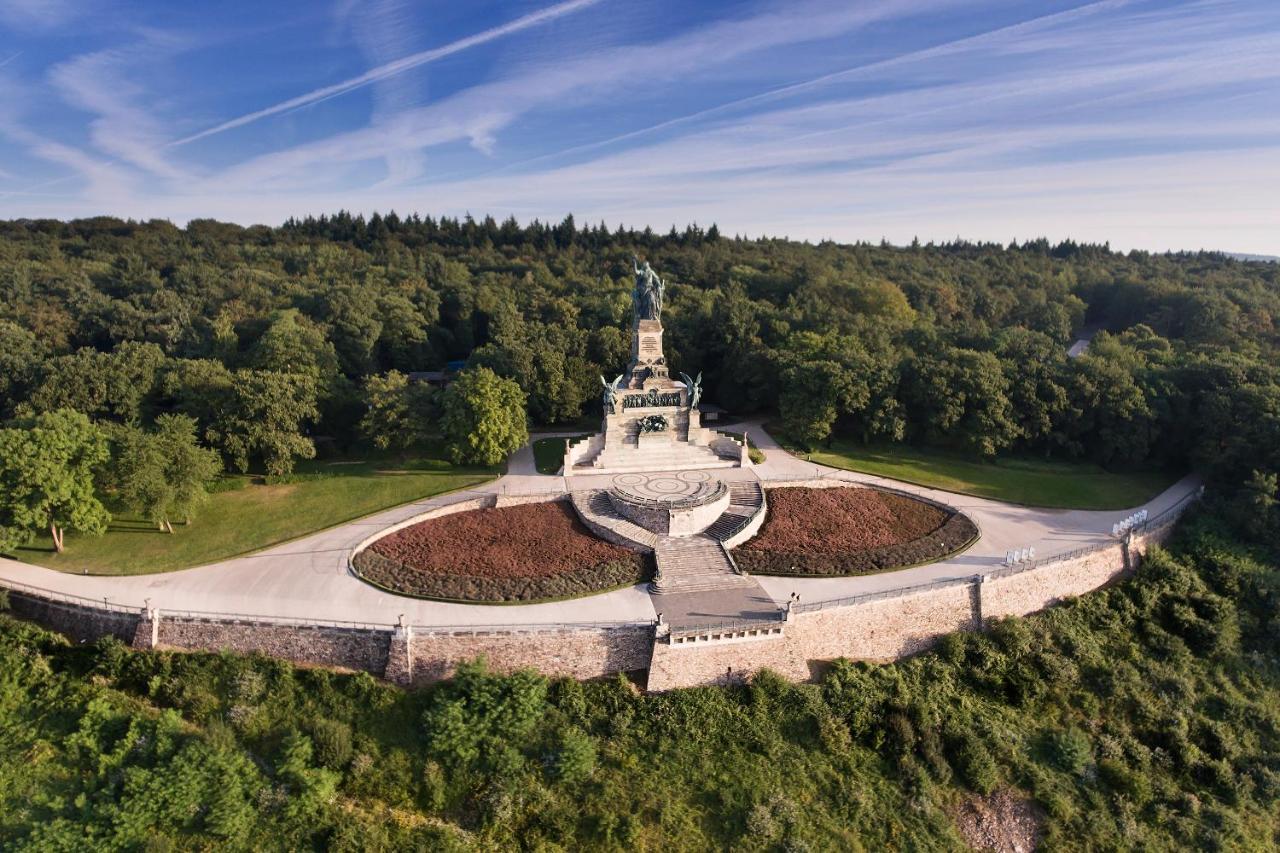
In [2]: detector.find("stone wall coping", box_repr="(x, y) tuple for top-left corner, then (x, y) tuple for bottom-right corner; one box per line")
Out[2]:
(0, 575), (653, 636)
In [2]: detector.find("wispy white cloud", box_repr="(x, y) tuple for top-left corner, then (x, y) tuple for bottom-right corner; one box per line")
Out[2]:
(203, 0), (959, 190)
(47, 34), (194, 182)
(169, 0), (607, 147)
(0, 0), (77, 32)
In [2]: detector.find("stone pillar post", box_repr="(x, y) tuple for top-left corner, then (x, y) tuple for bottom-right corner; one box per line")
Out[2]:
(971, 575), (987, 630)
(384, 622), (414, 686)
(131, 605), (160, 650)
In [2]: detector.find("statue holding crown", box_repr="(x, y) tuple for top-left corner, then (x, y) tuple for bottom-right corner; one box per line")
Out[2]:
(632, 256), (664, 322)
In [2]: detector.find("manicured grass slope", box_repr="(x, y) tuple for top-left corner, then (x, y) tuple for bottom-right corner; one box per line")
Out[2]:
(0, 516), (1276, 850)
(531, 435), (589, 474)
(17, 455), (494, 575)
(802, 438), (1177, 509)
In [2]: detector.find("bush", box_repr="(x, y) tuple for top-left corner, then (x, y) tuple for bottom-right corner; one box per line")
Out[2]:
(951, 734), (999, 794)
(353, 549), (649, 602)
(1046, 727), (1092, 774)
(552, 727), (597, 782)
(310, 718), (353, 770)
(733, 512), (978, 576)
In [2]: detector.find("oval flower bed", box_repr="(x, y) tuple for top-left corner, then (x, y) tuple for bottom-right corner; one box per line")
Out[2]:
(732, 486), (977, 576)
(352, 500), (649, 602)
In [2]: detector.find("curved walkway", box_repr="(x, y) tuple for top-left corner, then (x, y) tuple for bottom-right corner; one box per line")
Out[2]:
(0, 426), (1200, 629)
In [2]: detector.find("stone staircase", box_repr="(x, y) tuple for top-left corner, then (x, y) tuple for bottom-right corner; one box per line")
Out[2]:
(576, 438), (736, 473)
(704, 481), (765, 542)
(651, 535), (756, 594)
(569, 490), (659, 549)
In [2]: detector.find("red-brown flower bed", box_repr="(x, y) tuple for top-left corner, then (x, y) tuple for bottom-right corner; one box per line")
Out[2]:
(733, 486), (977, 576)
(353, 500), (649, 602)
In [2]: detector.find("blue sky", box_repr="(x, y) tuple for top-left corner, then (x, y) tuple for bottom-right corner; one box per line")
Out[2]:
(1, 0), (1278, 252)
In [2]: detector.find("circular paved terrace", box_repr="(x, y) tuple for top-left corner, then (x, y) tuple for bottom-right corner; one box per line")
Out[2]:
(0, 422), (1202, 630)
(610, 470), (722, 506)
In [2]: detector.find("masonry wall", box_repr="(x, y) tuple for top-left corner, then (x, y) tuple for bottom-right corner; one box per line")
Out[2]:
(647, 582), (978, 691)
(404, 625), (654, 685)
(646, 530), (1170, 691)
(6, 591), (139, 643)
(155, 619), (392, 673)
(2, 503), (1191, 692)
(982, 543), (1126, 620)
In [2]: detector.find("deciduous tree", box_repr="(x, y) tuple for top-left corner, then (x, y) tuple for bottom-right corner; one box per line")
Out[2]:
(0, 409), (110, 553)
(440, 367), (527, 466)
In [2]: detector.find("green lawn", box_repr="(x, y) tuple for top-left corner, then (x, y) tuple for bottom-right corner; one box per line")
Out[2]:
(15, 453), (496, 575)
(715, 429), (766, 464)
(791, 436), (1178, 510)
(531, 434), (589, 475)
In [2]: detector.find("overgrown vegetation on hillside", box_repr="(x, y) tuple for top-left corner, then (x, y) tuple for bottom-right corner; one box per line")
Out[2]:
(1, 514), (1276, 850)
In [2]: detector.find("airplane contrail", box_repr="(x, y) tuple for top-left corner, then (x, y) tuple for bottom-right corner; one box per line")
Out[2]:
(168, 0), (605, 147)
(484, 0), (1128, 175)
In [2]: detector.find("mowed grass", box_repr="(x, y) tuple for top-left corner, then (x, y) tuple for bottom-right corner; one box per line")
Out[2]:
(17, 454), (496, 575)
(796, 437), (1178, 510)
(531, 435), (589, 474)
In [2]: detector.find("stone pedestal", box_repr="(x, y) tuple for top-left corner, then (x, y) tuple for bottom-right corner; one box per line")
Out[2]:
(384, 624), (414, 686)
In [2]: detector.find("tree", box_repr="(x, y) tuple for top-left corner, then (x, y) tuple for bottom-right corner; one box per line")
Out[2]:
(24, 341), (165, 423)
(359, 371), (437, 451)
(215, 370), (320, 476)
(0, 409), (110, 554)
(778, 360), (857, 449)
(109, 415), (222, 533)
(0, 320), (46, 419)
(440, 367), (527, 466)
(248, 309), (341, 387)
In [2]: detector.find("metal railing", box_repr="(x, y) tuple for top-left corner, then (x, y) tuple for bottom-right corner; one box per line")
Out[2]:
(666, 614), (786, 639)
(792, 574), (977, 614)
(1, 577), (141, 614)
(0, 576), (654, 636)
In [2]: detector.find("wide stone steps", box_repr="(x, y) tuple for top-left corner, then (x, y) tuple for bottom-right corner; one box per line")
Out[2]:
(651, 535), (755, 594)
(575, 440), (734, 473)
(569, 490), (659, 549)
(705, 482), (766, 542)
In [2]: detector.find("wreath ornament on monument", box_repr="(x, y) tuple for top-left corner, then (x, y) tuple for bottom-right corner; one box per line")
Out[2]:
(638, 414), (669, 433)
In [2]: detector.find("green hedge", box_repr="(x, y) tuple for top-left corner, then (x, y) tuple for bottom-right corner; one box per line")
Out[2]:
(351, 550), (650, 603)
(733, 512), (978, 576)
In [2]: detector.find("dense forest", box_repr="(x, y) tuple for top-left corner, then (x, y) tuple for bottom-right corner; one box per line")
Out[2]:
(1, 213), (1277, 541)
(1, 513), (1276, 850)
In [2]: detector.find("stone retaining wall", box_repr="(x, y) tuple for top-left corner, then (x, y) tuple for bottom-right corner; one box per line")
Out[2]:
(2, 499), (1189, 692)
(646, 522), (1179, 691)
(151, 617), (392, 673)
(394, 624), (654, 685)
(6, 590), (140, 643)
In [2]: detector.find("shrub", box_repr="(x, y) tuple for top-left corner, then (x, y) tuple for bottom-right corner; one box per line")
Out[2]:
(1046, 727), (1092, 774)
(353, 549), (649, 602)
(310, 718), (353, 770)
(951, 734), (999, 794)
(733, 513), (978, 576)
(552, 727), (597, 783)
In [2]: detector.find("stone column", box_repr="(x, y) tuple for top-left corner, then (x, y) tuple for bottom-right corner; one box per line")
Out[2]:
(384, 622), (414, 686)
(131, 605), (160, 650)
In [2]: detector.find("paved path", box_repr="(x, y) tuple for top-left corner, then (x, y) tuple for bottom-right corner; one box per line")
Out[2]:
(0, 429), (1200, 629)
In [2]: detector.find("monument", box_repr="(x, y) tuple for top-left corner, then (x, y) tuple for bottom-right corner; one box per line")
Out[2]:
(564, 258), (751, 474)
